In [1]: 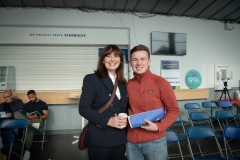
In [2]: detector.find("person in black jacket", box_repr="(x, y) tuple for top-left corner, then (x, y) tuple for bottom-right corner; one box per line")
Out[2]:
(79, 45), (128, 160)
(0, 90), (24, 119)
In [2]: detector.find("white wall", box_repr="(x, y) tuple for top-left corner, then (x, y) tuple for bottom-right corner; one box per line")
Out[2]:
(1, 8), (239, 88)
(0, 8), (240, 132)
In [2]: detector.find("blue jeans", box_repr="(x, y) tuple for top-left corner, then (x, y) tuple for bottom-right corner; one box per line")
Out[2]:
(126, 136), (167, 160)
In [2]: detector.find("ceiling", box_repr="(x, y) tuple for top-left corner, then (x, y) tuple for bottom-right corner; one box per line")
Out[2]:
(1, 0), (240, 24)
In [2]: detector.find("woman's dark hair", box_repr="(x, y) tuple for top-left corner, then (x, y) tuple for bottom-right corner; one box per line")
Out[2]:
(95, 45), (126, 83)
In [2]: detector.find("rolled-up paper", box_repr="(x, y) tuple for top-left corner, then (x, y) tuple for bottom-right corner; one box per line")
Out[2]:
(128, 108), (164, 129)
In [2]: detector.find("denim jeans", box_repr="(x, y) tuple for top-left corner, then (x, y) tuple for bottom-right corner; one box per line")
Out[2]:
(126, 136), (167, 160)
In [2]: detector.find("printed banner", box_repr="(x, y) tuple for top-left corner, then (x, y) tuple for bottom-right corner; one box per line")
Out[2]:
(214, 63), (232, 90)
(161, 60), (180, 90)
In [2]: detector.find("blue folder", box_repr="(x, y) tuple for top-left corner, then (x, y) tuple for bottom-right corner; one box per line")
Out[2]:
(128, 108), (164, 129)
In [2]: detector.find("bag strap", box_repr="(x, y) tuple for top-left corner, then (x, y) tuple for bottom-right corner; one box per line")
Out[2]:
(98, 80), (118, 114)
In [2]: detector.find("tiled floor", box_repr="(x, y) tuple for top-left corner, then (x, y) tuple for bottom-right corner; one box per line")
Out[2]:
(31, 134), (89, 160)
(7, 133), (88, 160)
(7, 133), (127, 160)
(5, 122), (240, 160)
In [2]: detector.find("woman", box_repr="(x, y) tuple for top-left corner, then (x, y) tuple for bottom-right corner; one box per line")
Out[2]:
(79, 45), (128, 160)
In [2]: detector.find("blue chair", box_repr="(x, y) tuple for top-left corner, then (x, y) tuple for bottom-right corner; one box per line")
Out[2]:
(171, 116), (187, 141)
(32, 119), (47, 149)
(184, 103), (202, 120)
(202, 101), (218, 119)
(223, 126), (240, 160)
(168, 116), (193, 159)
(0, 119), (28, 160)
(186, 126), (224, 160)
(215, 110), (239, 131)
(218, 101), (240, 120)
(166, 130), (184, 160)
(189, 112), (214, 127)
(1, 131), (24, 160)
(188, 112), (223, 156)
(184, 103), (202, 110)
(188, 112), (223, 138)
(189, 112), (223, 145)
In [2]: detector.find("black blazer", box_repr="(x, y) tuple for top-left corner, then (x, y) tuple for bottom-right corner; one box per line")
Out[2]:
(79, 73), (128, 147)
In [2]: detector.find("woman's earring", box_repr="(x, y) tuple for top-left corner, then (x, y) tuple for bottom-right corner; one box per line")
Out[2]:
(103, 61), (104, 64)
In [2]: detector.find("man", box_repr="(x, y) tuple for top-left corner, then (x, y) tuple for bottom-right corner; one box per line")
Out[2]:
(126, 45), (180, 160)
(14, 90), (48, 160)
(0, 90), (24, 119)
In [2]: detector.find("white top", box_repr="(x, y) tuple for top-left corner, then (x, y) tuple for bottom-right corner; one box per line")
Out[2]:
(109, 73), (121, 100)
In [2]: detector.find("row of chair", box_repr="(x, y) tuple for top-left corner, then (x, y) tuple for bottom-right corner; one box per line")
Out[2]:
(0, 119), (47, 160)
(0, 119), (28, 160)
(167, 126), (240, 160)
(184, 101), (239, 131)
(186, 101), (240, 120)
(166, 101), (240, 160)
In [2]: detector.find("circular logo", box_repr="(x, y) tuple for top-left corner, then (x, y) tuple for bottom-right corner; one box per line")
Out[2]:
(185, 70), (202, 89)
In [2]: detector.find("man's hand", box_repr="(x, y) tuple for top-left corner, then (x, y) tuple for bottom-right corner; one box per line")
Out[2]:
(140, 119), (159, 132)
(27, 113), (38, 120)
(6, 113), (12, 118)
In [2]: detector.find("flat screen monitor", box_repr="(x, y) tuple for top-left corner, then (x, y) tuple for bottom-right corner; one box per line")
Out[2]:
(151, 31), (186, 56)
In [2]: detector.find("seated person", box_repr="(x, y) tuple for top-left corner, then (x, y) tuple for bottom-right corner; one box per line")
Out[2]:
(14, 90), (48, 160)
(0, 90), (24, 120)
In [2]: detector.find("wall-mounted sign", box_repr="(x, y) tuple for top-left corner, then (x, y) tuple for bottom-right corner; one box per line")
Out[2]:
(214, 63), (231, 90)
(161, 60), (180, 90)
(185, 69), (202, 89)
(0, 26), (129, 45)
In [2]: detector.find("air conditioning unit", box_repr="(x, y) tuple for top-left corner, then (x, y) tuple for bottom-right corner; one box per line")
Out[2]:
(0, 66), (15, 91)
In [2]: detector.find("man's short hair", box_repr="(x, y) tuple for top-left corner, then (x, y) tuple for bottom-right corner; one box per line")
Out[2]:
(27, 90), (36, 95)
(4, 89), (13, 95)
(130, 44), (150, 59)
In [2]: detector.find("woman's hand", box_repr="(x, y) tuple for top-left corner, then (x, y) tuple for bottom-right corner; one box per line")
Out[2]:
(107, 115), (127, 129)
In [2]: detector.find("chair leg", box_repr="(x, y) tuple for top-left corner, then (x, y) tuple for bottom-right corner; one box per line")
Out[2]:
(41, 132), (44, 149)
(40, 129), (47, 149)
(177, 141), (184, 160)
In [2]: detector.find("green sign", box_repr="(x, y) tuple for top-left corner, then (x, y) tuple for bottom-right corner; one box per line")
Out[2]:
(185, 70), (202, 89)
